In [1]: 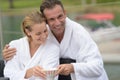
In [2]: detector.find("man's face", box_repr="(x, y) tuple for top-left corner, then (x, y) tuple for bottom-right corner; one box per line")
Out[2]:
(43, 5), (66, 35)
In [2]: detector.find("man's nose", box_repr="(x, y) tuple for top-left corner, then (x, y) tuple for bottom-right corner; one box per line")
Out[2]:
(55, 19), (61, 25)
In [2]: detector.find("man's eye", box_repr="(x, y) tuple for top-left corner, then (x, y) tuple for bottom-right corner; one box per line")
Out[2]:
(58, 14), (64, 19)
(49, 18), (54, 22)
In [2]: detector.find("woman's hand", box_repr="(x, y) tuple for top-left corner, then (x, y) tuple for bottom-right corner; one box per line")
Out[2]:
(33, 66), (46, 79)
(25, 66), (46, 79)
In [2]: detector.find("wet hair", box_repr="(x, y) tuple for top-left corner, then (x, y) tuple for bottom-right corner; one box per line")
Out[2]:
(21, 10), (45, 37)
(40, 0), (64, 16)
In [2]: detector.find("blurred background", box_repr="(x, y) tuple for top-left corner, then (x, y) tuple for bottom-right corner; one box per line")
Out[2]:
(0, 0), (120, 80)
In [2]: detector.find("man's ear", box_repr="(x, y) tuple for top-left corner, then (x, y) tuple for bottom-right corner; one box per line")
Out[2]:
(63, 10), (67, 17)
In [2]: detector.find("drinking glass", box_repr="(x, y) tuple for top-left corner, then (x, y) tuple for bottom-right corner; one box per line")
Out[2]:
(44, 68), (57, 80)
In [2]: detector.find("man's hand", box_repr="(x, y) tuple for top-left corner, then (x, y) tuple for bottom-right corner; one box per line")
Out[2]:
(56, 64), (74, 76)
(2, 44), (16, 61)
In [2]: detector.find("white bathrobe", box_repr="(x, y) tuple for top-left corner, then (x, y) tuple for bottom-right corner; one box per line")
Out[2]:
(48, 17), (108, 80)
(4, 36), (59, 80)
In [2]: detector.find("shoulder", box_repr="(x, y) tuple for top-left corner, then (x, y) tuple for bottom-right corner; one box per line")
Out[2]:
(66, 18), (94, 45)
(9, 37), (26, 47)
(47, 39), (59, 48)
(66, 17), (86, 32)
(66, 17), (90, 37)
(45, 39), (59, 51)
(42, 39), (60, 57)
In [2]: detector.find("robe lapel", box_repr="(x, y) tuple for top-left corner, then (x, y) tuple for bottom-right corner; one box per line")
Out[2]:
(60, 18), (72, 57)
(20, 37), (31, 68)
(47, 18), (73, 57)
(24, 43), (46, 69)
(20, 37), (46, 70)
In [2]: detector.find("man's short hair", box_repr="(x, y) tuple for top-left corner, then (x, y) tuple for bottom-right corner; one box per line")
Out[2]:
(40, 0), (64, 15)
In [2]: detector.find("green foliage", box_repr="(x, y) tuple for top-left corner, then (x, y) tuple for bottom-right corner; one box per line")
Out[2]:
(112, 12), (120, 26)
(0, 0), (41, 10)
(1, 0), (120, 10)
(97, 0), (120, 3)
(0, 0), (120, 26)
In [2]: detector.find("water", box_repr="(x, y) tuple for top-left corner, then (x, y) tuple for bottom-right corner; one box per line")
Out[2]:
(1, 15), (23, 47)
(0, 15), (120, 80)
(0, 15), (23, 58)
(104, 63), (120, 80)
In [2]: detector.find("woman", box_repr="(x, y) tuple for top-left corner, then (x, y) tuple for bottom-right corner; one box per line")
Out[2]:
(4, 11), (59, 80)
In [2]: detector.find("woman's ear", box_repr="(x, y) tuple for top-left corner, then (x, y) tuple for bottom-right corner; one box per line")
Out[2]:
(25, 29), (31, 37)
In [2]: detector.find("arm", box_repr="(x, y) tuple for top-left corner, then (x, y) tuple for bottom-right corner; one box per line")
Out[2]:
(40, 42), (60, 80)
(38, 39), (60, 69)
(73, 42), (103, 77)
(24, 40), (60, 79)
(4, 54), (27, 80)
(4, 41), (27, 80)
(57, 35), (104, 79)
(70, 26), (108, 80)
(57, 25), (106, 79)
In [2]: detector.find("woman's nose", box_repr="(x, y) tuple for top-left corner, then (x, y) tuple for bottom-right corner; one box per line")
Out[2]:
(41, 33), (47, 39)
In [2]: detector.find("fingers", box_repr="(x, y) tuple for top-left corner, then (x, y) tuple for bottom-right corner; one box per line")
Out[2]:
(33, 66), (46, 79)
(56, 65), (65, 75)
(56, 64), (73, 76)
(3, 44), (9, 49)
(25, 68), (33, 78)
(63, 68), (69, 75)
(2, 44), (16, 61)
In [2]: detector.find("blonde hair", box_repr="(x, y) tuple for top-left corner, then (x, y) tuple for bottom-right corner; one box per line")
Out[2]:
(21, 10), (45, 37)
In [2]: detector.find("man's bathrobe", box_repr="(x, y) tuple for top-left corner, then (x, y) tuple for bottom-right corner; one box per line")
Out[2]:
(49, 17), (108, 80)
(4, 37), (59, 80)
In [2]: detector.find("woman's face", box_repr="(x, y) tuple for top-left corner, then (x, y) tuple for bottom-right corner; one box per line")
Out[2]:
(27, 22), (48, 45)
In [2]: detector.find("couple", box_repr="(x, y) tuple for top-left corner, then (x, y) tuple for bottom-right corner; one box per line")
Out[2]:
(3, 0), (108, 80)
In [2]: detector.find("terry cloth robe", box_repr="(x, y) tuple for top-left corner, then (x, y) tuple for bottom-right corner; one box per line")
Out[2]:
(48, 17), (108, 80)
(4, 37), (59, 80)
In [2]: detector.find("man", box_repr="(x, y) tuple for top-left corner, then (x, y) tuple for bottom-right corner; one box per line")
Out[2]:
(3, 0), (108, 80)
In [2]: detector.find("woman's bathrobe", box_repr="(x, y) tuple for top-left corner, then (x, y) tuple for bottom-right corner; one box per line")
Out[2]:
(4, 37), (59, 80)
(49, 17), (108, 80)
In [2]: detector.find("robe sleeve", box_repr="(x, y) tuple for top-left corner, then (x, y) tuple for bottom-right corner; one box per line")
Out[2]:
(71, 28), (105, 79)
(39, 39), (60, 69)
(38, 41), (60, 80)
(4, 40), (27, 80)
(40, 42), (60, 80)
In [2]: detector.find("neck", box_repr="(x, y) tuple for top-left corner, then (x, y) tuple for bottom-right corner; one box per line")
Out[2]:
(53, 32), (64, 43)
(29, 40), (40, 57)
